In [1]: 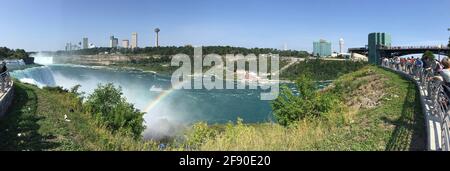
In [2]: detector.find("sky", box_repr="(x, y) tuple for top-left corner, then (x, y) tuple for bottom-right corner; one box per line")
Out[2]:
(0, 0), (449, 52)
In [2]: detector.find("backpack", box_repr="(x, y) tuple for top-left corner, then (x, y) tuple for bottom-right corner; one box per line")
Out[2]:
(415, 59), (423, 67)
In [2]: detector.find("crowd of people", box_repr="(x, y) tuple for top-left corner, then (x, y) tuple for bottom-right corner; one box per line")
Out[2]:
(382, 55), (450, 86)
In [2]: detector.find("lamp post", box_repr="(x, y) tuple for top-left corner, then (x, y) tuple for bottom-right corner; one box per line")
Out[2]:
(438, 44), (442, 61)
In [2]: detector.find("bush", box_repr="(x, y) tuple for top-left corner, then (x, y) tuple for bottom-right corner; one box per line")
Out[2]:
(272, 74), (339, 126)
(84, 83), (145, 139)
(43, 86), (68, 93)
(184, 122), (217, 150)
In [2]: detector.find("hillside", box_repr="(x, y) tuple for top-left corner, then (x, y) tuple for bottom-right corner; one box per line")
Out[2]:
(188, 66), (425, 151)
(0, 81), (156, 151)
(0, 65), (425, 151)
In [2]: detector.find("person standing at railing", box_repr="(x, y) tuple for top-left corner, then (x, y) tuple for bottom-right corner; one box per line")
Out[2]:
(1, 61), (7, 73)
(394, 56), (401, 71)
(437, 58), (450, 84)
(382, 57), (389, 67)
(433, 59), (443, 74)
(400, 57), (406, 72)
(414, 57), (423, 78)
(0, 62), (7, 92)
(406, 57), (413, 74)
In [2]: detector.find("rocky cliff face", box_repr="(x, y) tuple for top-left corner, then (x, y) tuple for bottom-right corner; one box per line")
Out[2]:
(53, 54), (150, 66)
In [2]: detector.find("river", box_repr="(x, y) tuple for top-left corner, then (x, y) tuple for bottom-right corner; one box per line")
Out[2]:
(10, 56), (281, 139)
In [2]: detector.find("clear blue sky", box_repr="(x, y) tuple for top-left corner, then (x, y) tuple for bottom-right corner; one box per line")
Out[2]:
(0, 0), (449, 52)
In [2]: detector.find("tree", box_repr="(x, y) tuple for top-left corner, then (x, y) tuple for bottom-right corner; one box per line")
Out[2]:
(422, 50), (435, 61)
(0, 47), (29, 59)
(84, 83), (145, 139)
(271, 74), (338, 126)
(12, 49), (29, 59)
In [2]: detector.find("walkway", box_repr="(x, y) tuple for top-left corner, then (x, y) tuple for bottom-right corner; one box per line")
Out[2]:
(383, 64), (450, 151)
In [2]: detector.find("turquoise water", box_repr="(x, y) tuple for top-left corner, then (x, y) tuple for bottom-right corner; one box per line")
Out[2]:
(11, 64), (283, 138)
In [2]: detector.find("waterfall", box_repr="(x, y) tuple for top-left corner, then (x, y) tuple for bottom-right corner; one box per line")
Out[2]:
(32, 54), (54, 65)
(10, 66), (57, 88)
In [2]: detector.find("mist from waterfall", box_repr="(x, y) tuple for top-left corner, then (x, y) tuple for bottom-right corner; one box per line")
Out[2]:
(32, 53), (54, 65)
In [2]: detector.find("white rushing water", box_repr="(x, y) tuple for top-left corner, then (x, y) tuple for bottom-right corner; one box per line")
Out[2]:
(10, 66), (57, 88)
(32, 54), (54, 65)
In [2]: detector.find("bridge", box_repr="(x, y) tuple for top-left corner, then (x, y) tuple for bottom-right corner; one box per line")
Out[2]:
(349, 45), (449, 58)
(0, 70), (14, 118)
(383, 63), (450, 151)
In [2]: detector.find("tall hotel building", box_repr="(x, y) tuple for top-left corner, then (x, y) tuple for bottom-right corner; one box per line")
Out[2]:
(131, 32), (138, 49)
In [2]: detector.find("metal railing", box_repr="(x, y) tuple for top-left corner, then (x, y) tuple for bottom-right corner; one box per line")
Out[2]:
(382, 46), (449, 50)
(0, 70), (12, 94)
(382, 61), (450, 151)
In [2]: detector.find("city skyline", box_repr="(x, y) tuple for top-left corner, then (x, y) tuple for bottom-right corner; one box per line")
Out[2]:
(0, 0), (449, 52)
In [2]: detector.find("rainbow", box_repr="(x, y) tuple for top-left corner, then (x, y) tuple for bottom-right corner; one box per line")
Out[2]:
(143, 81), (185, 113)
(143, 87), (176, 113)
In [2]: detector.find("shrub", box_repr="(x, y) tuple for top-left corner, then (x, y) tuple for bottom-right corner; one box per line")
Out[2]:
(84, 83), (145, 139)
(184, 122), (217, 150)
(43, 86), (68, 93)
(272, 74), (339, 126)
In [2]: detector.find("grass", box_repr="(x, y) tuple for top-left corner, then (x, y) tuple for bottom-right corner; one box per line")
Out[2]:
(0, 65), (425, 151)
(0, 81), (157, 151)
(186, 66), (425, 151)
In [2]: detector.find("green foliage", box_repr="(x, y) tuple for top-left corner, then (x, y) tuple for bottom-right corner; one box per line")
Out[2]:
(52, 46), (310, 59)
(84, 83), (145, 139)
(281, 59), (368, 81)
(184, 122), (217, 150)
(272, 74), (339, 126)
(422, 50), (435, 61)
(0, 47), (29, 59)
(43, 86), (68, 93)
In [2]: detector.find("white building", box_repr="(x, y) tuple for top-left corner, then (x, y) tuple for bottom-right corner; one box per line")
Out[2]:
(339, 38), (345, 54)
(82, 37), (89, 49)
(131, 32), (138, 49)
(122, 40), (130, 49)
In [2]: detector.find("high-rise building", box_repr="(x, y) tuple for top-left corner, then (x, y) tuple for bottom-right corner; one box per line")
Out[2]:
(110, 36), (118, 48)
(122, 40), (130, 49)
(131, 32), (138, 49)
(368, 33), (391, 65)
(65, 43), (71, 51)
(313, 39), (332, 57)
(110, 36), (114, 48)
(82, 37), (89, 49)
(339, 38), (344, 54)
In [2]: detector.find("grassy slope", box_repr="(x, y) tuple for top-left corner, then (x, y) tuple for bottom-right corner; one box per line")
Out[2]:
(0, 65), (425, 151)
(317, 66), (425, 151)
(195, 66), (425, 151)
(0, 81), (156, 151)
